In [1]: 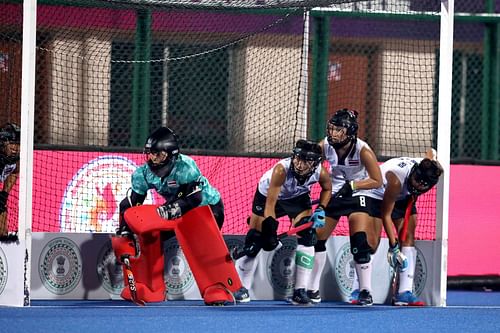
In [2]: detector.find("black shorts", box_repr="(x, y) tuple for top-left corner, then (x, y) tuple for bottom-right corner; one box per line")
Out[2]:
(369, 196), (417, 220)
(324, 195), (374, 220)
(251, 188), (311, 220)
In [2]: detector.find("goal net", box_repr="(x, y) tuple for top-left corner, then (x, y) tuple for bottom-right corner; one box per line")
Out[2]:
(0, 0), (451, 305)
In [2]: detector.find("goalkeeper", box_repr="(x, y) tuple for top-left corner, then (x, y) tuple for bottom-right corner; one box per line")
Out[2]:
(234, 139), (331, 305)
(114, 126), (226, 303)
(308, 109), (383, 306)
(117, 126), (224, 237)
(0, 123), (20, 242)
(359, 148), (443, 306)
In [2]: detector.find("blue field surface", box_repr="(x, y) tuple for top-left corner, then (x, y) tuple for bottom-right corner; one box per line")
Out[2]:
(1, 291), (500, 333)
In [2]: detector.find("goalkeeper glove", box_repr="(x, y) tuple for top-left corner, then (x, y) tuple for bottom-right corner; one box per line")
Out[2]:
(0, 191), (8, 213)
(157, 202), (182, 220)
(310, 205), (326, 229)
(387, 240), (408, 272)
(334, 181), (355, 199)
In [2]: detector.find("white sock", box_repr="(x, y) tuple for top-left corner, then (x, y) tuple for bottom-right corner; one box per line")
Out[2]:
(294, 245), (315, 290)
(308, 251), (327, 292)
(351, 265), (359, 291)
(236, 254), (259, 289)
(356, 260), (372, 292)
(399, 246), (417, 293)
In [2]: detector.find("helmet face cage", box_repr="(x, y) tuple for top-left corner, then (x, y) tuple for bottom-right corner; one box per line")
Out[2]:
(290, 139), (322, 184)
(144, 127), (180, 178)
(407, 158), (443, 196)
(327, 109), (359, 148)
(0, 123), (21, 164)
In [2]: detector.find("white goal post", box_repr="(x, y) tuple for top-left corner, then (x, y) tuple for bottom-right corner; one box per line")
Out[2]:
(0, 0), (453, 307)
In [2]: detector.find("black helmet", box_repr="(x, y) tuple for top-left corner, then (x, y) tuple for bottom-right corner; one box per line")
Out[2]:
(407, 158), (443, 196)
(0, 123), (20, 144)
(327, 108), (359, 148)
(290, 139), (322, 185)
(144, 127), (180, 178)
(0, 123), (20, 164)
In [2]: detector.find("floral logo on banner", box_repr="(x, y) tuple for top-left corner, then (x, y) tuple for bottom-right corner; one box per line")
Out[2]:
(60, 155), (154, 233)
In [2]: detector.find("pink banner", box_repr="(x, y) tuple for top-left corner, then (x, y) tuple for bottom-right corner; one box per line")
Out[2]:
(5, 150), (499, 276)
(447, 164), (500, 276)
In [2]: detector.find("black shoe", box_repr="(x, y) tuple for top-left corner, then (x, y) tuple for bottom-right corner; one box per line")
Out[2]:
(291, 288), (311, 305)
(307, 290), (321, 304)
(357, 289), (373, 306)
(234, 287), (250, 303)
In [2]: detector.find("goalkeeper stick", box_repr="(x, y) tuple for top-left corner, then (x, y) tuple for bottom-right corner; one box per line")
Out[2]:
(122, 257), (145, 306)
(231, 221), (313, 261)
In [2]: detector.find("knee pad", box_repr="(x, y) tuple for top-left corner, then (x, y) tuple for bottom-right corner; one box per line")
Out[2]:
(261, 216), (279, 251)
(350, 232), (372, 264)
(296, 216), (317, 247)
(314, 239), (327, 252)
(243, 229), (263, 257)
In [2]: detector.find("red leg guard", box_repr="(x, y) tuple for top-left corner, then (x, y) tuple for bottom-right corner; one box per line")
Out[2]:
(175, 206), (243, 305)
(123, 205), (243, 305)
(112, 231), (169, 302)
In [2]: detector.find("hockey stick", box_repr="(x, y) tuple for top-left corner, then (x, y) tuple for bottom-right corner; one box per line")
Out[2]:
(400, 195), (415, 242)
(391, 195), (415, 304)
(122, 256), (145, 306)
(231, 221), (314, 261)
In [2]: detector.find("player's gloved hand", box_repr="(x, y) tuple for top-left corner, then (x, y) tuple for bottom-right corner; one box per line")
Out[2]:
(116, 223), (133, 238)
(310, 206), (326, 229)
(0, 191), (8, 213)
(334, 181), (354, 199)
(157, 202), (182, 220)
(387, 240), (408, 272)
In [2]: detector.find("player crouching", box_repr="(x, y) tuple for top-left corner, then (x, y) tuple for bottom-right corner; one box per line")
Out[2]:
(112, 127), (242, 306)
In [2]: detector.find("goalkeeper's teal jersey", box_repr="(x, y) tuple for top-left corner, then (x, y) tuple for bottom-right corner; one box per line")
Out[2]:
(131, 154), (221, 206)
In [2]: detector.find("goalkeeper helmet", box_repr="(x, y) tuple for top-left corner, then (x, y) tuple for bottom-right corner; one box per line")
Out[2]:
(144, 127), (180, 178)
(407, 158), (443, 196)
(327, 108), (359, 149)
(0, 123), (21, 164)
(290, 139), (322, 185)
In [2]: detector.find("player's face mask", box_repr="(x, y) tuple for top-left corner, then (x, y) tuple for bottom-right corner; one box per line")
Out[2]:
(4, 142), (19, 157)
(146, 150), (168, 165)
(1, 141), (20, 164)
(407, 158), (443, 195)
(326, 124), (350, 148)
(292, 156), (317, 176)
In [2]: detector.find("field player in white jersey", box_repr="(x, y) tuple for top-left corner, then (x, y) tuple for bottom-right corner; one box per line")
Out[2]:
(0, 123), (20, 242)
(358, 148), (443, 306)
(234, 139), (332, 305)
(307, 109), (382, 306)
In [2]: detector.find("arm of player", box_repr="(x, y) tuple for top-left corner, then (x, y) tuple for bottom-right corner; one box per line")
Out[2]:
(157, 180), (203, 220)
(117, 189), (147, 235)
(353, 146), (383, 191)
(310, 166), (332, 228)
(382, 171), (408, 271)
(0, 169), (19, 213)
(381, 171), (400, 247)
(262, 163), (286, 222)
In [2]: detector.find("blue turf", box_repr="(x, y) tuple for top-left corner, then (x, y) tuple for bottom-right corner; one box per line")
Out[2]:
(1, 291), (500, 333)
